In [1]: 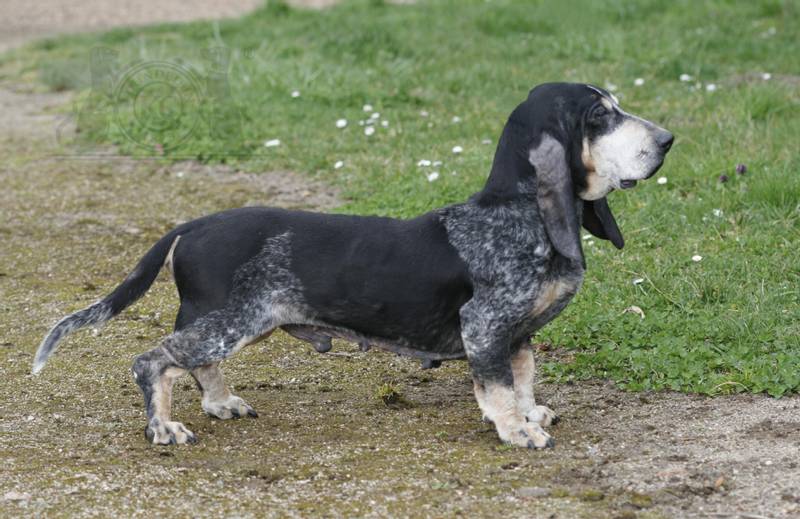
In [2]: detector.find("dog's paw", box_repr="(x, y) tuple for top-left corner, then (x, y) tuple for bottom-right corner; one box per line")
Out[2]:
(498, 421), (554, 449)
(525, 405), (559, 427)
(145, 419), (197, 445)
(202, 395), (258, 420)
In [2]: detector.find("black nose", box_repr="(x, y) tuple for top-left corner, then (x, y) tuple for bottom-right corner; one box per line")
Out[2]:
(657, 131), (674, 152)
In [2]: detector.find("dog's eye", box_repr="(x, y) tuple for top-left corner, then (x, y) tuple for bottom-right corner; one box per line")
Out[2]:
(590, 105), (608, 119)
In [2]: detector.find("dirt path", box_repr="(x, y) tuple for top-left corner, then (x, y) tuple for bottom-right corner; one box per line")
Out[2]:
(1, 3), (800, 519)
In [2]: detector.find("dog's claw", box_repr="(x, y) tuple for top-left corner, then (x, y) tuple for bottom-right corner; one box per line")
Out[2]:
(525, 405), (559, 428)
(203, 395), (257, 420)
(146, 420), (196, 445)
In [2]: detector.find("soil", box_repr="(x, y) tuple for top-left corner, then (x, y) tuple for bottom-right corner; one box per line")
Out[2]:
(1, 2), (799, 519)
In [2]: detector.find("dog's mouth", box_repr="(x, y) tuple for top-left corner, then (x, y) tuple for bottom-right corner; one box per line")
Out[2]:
(620, 179), (638, 189)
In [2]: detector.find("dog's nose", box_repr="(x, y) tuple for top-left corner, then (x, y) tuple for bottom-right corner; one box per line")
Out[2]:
(656, 130), (674, 152)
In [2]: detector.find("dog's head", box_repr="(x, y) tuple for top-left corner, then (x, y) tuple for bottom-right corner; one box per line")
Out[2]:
(508, 82), (673, 263)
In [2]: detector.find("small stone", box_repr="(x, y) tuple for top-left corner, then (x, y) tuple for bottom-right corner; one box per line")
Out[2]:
(517, 486), (551, 499)
(718, 174), (729, 183)
(735, 163), (747, 175)
(3, 491), (31, 501)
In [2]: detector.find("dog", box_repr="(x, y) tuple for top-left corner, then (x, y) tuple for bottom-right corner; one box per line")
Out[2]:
(33, 83), (673, 448)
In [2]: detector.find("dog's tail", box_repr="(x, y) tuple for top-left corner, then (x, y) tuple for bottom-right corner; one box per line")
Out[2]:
(32, 229), (184, 374)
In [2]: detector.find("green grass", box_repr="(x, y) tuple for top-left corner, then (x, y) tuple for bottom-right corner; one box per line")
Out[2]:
(5, 0), (799, 396)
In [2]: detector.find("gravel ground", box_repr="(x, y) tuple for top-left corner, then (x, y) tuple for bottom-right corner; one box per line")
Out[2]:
(1, 2), (800, 518)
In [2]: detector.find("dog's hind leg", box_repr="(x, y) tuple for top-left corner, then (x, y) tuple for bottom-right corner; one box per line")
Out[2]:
(511, 342), (558, 427)
(135, 307), (275, 445)
(176, 305), (260, 420)
(192, 362), (258, 419)
(132, 346), (195, 445)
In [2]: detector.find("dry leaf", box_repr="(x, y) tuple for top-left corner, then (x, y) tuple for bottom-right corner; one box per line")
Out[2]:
(623, 305), (646, 320)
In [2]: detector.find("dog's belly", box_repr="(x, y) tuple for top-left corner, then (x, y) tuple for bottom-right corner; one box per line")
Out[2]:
(281, 323), (466, 361)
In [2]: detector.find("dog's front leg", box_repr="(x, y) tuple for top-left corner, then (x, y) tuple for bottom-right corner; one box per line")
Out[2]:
(511, 342), (558, 427)
(461, 308), (553, 449)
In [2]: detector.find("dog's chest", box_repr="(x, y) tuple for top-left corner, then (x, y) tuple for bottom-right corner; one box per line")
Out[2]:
(521, 273), (582, 324)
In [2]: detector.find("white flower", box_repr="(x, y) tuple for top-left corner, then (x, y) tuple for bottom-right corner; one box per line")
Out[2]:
(451, 116), (462, 123)
(657, 176), (668, 185)
(712, 208), (723, 217)
(291, 90), (300, 98)
(452, 145), (463, 154)
(334, 160), (344, 169)
(706, 83), (717, 92)
(370, 112), (380, 120)
(691, 255), (703, 262)
(419, 110), (429, 117)
(634, 78), (645, 86)
(679, 73), (692, 82)
(363, 104), (373, 113)
(762, 72), (772, 80)
(427, 171), (439, 182)
(335, 118), (348, 129)
(432, 160), (442, 167)
(481, 138), (492, 145)
(632, 278), (645, 285)
(582, 234), (592, 241)
(381, 120), (389, 127)
(417, 159), (431, 167)
(264, 139), (281, 147)
(364, 126), (375, 136)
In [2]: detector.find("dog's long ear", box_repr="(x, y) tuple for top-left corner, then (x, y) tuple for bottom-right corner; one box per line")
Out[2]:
(530, 134), (583, 264)
(582, 198), (624, 249)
